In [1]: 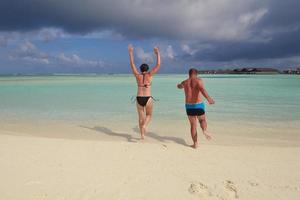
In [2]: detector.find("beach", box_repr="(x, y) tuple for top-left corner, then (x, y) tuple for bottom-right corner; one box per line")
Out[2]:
(1, 126), (300, 200)
(1, 75), (300, 199)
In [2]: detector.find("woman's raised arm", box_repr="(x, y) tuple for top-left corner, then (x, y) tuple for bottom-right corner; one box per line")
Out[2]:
(128, 44), (139, 76)
(150, 47), (161, 75)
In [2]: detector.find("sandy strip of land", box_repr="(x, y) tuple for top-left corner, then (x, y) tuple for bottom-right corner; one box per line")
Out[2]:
(0, 129), (300, 200)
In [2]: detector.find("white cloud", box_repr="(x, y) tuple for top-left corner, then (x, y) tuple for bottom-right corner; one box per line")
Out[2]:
(10, 41), (50, 64)
(10, 41), (105, 67)
(0, 28), (67, 47)
(134, 45), (175, 64)
(20, 41), (36, 52)
(84, 30), (124, 40)
(239, 8), (268, 27)
(181, 44), (197, 56)
(57, 53), (105, 67)
(135, 45), (175, 63)
(135, 47), (154, 63)
(37, 28), (67, 42)
(0, 36), (8, 47)
(166, 45), (175, 59)
(0, 32), (19, 47)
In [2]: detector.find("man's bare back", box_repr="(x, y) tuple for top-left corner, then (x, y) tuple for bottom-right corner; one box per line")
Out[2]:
(178, 76), (214, 105)
(181, 77), (204, 104)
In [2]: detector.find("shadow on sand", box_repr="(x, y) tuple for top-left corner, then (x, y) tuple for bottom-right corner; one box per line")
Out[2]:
(80, 126), (139, 142)
(80, 125), (188, 147)
(132, 126), (188, 147)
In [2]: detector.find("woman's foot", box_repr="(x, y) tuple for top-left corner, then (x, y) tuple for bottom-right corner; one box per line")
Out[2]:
(140, 125), (146, 140)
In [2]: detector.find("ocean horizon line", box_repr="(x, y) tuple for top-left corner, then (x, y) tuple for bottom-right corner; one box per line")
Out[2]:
(0, 73), (297, 77)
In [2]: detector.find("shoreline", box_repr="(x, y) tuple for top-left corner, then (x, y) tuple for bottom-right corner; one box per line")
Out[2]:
(1, 120), (300, 147)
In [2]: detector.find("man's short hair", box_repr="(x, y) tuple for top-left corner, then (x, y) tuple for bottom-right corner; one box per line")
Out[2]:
(189, 68), (198, 76)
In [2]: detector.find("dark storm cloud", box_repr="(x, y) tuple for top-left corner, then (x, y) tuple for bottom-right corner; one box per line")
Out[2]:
(182, 0), (300, 61)
(0, 0), (300, 62)
(257, 0), (300, 29)
(189, 28), (300, 61)
(0, 0), (266, 39)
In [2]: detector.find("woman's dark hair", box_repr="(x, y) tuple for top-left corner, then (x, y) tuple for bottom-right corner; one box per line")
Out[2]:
(140, 63), (149, 73)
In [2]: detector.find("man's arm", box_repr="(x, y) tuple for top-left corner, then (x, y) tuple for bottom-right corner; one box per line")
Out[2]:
(150, 47), (161, 75)
(128, 44), (139, 76)
(198, 80), (215, 104)
(177, 81), (184, 89)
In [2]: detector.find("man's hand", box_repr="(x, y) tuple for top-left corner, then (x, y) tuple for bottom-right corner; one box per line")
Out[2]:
(177, 83), (183, 89)
(128, 44), (134, 54)
(207, 97), (215, 105)
(154, 47), (159, 55)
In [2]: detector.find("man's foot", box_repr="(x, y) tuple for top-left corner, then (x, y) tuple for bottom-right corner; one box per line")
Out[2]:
(190, 143), (198, 149)
(203, 131), (212, 140)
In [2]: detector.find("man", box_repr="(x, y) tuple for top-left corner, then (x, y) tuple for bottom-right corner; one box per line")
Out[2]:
(177, 68), (215, 148)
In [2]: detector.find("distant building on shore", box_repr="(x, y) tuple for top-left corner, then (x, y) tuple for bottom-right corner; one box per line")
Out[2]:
(282, 68), (300, 74)
(198, 67), (280, 74)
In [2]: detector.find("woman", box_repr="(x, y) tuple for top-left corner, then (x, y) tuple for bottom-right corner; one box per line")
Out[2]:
(128, 44), (161, 140)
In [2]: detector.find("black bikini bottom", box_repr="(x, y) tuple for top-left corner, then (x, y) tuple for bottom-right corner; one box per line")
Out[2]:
(136, 96), (151, 107)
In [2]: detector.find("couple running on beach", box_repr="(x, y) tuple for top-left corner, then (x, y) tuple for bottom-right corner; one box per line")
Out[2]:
(128, 45), (215, 148)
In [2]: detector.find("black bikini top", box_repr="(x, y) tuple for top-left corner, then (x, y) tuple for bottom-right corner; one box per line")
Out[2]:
(138, 73), (151, 88)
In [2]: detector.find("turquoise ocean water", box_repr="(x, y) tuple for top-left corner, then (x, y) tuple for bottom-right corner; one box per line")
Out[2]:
(0, 75), (300, 129)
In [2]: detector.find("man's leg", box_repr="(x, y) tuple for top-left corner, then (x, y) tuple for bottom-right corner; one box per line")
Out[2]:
(197, 114), (211, 140)
(188, 116), (198, 148)
(136, 103), (146, 140)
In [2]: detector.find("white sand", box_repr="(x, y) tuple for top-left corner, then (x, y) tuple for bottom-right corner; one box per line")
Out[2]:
(1, 123), (300, 200)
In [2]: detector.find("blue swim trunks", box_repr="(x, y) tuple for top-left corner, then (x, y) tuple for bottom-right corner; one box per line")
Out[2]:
(185, 102), (205, 116)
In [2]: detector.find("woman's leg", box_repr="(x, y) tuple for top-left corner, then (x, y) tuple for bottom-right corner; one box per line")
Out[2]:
(136, 103), (146, 139)
(143, 98), (153, 133)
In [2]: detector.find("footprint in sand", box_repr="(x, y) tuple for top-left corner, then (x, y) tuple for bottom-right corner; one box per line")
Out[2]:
(188, 182), (212, 198)
(248, 180), (259, 187)
(217, 180), (238, 200)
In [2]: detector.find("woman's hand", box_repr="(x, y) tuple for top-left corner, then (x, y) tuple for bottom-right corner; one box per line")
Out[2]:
(154, 47), (159, 55)
(128, 44), (134, 54)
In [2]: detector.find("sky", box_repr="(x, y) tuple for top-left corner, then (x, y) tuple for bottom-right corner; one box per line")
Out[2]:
(0, 0), (300, 74)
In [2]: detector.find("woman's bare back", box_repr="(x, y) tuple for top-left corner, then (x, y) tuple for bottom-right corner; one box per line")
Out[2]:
(136, 73), (152, 96)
